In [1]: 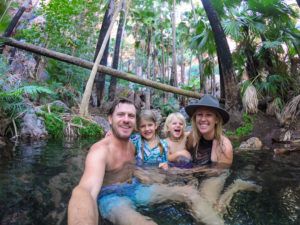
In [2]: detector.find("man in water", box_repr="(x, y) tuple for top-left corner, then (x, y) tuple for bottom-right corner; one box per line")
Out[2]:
(68, 98), (138, 225)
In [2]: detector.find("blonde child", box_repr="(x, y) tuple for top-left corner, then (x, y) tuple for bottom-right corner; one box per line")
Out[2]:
(131, 110), (168, 170)
(163, 112), (192, 165)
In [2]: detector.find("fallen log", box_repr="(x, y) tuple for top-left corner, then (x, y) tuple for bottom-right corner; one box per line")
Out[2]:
(0, 37), (202, 99)
(273, 147), (300, 155)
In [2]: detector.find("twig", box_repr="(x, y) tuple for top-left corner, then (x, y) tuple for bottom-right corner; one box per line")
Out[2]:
(12, 118), (18, 141)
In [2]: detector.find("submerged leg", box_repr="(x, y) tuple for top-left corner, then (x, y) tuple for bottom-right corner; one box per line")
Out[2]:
(134, 184), (224, 225)
(198, 171), (229, 205)
(216, 179), (262, 213)
(99, 195), (157, 225)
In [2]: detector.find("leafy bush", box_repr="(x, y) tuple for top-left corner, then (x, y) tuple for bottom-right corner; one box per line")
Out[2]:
(71, 116), (103, 138)
(38, 112), (65, 139)
(226, 113), (254, 137)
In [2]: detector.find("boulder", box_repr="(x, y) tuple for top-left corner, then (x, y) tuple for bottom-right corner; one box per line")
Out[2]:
(20, 111), (48, 140)
(49, 100), (70, 113)
(93, 116), (110, 134)
(238, 137), (263, 150)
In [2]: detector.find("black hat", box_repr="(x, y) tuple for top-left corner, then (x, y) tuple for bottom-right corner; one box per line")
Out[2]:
(185, 94), (229, 124)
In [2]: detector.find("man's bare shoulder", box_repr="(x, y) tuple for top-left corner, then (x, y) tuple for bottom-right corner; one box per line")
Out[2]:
(88, 137), (111, 157)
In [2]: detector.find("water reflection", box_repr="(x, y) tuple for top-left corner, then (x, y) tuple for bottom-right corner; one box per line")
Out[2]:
(0, 140), (299, 225)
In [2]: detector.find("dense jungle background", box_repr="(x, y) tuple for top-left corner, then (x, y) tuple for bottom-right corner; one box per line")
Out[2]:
(0, 0), (300, 144)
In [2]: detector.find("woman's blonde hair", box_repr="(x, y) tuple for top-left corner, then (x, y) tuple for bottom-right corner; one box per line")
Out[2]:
(191, 108), (223, 147)
(163, 112), (186, 139)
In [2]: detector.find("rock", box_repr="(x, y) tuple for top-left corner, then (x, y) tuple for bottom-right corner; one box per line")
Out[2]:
(49, 100), (70, 113)
(0, 137), (7, 147)
(238, 137), (263, 150)
(179, 107), (189, 120)
(20, 111), (48, 140)
(93, 116), (110, 134)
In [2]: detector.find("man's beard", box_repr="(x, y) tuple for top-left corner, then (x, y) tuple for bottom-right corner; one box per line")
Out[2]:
(111, 123), (132, 140)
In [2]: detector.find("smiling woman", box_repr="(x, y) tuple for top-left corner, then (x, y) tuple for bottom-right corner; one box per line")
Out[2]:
(185, 94), (233, 166)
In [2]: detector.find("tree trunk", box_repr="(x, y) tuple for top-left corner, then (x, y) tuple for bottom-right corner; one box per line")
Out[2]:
(0, 0), (32, 54)
(217, 54), (225, 99)
(93, 0), (115, 106)
(296, 0), (300, 8)
(260, 34), (274, 75)
(161, 28), (166, 82)
(180, 47), (185, 84)
(153, 49), (158, 81)
(2, 37), (203, 99)
(188, 55), (193, 84)
(145, 28), (152, 110)
(80, 1), (122, 116)
(245, 45), (259, 80)
(170, 0), (178, 87)
(201, 0), (239, 109)
(198, 55), (205, 93)
(108, 0), (127, 101)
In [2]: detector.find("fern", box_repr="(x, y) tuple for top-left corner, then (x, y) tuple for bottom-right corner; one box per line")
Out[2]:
(19, 85), (54, 96)
(0, 85), (55, 117)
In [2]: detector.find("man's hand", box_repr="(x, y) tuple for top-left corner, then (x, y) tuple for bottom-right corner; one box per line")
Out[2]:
(158, 162), (168, 170)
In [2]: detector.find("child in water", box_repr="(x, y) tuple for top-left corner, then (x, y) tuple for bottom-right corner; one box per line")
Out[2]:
(131, 109), (169, 170)
(163, 112), (192, 166)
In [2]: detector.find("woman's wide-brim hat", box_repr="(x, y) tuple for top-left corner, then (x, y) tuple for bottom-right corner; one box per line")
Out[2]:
(185, 94), (230, 124)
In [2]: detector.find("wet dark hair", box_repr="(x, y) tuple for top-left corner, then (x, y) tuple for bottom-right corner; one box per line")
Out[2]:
(108, 97), (137, 116)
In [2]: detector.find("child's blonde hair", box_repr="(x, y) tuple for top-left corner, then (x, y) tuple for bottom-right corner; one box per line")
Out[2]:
(163, 112), (186, 139)
(138, 109), (159, 128)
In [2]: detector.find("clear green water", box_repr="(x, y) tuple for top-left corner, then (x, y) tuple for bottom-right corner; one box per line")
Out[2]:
(0, 140), (299, 225)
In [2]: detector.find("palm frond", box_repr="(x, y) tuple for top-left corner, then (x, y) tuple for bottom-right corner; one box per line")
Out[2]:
(262, 41), (283, 50)
(223, 19), (242, 41)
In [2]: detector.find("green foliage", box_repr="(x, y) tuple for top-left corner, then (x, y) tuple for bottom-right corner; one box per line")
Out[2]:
(152, 95), (179, 117)
(38, 112), (65, 138)
(46, 59), (88, 92)
(235, 113), (254, 137)
(0, 82), (55, 118)
(227, 113), (254, 137)
(40, 104), (65, 114)
(71, 116), (103, 138)
(256, 74), (293, 99)
(180, 76), (200, 92)
(0, 0), (11, 33)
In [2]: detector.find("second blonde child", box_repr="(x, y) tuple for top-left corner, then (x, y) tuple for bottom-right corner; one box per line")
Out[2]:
(164, 112), (192, 164)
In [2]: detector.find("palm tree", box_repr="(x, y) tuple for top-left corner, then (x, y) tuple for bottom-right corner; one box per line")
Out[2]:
(170, 0), (178, 87)
(108, 0), (127, 101)
(200, 0), (239, 109)
(93, 0), (115, 106)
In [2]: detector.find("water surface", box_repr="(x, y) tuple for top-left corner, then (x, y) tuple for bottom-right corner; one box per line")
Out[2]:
(0, 140), (299, 225)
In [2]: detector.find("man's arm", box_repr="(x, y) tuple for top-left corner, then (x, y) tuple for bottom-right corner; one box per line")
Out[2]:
(68, 143), (107, 225)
